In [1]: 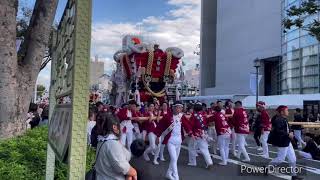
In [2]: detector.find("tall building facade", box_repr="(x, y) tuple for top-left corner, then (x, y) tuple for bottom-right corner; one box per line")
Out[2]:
(281, 0), (320, 94)
(90, 56), (104, 87)
(201, 0), (282, 96)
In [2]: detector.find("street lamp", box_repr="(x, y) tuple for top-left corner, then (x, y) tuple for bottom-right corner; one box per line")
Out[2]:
(253, 58), (261, 104)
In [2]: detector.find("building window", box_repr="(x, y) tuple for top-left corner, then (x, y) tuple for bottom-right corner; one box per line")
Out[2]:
(303, 76), (319, 88)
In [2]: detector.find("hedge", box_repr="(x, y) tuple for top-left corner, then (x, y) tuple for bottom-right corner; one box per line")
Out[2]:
(0, 126), (96, 180)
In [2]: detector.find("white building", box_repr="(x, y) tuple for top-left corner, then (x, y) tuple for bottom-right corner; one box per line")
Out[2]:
(200, 0), (281, 96)
(90, 55), (104, 87)
(98, 74), (112, 92)
(185, 64), (200, 88)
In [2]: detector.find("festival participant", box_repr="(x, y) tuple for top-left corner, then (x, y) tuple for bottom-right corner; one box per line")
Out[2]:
(153, 102), (171, 164)
(187, 103), (213, 168)
(233, 101), (250, 162)
(207, 102), (216, 115)
(212, 105), (231, 166)
(184, 104), (199, 163)
(143, 103), (159, 162)
(155, 101), (192, 180)
(267, 106), (301, 180)
(225, 100), (236, 157)
(216, 100), (225, 114)
(201, 103), (208, 114)
(131, 103), (143, 140)
(206, 102), (218, 154)
(256, 101), (272, 158)
(140, 104), (149, 141)
(117, 100), (137, 150)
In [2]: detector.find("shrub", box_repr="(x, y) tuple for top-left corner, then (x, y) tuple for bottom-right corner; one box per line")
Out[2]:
(0, 126), (95, 180)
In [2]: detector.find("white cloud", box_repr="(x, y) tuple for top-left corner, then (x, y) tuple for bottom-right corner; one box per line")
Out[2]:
(91, 0), (201, 73)
(38, 0), (201, 89)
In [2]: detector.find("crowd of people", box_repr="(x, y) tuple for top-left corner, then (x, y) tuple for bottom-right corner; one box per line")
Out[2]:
(25, 102), (49, 129)
(86, 98), (320, 180)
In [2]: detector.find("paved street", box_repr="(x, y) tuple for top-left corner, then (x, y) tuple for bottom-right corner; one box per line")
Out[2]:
(131, 134), (320, 180)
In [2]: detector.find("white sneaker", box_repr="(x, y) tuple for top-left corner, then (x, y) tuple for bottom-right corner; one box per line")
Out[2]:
(165, 173), (174, 180)
(218, 162), (227, 166)
(236, 154), (241, 160)
(257, 147), (263, 151)
(160, 157), (166, 161)
(143, 153), (150, 161)
(153, 160), (159, 165)
(233, 152), (237, 157)
(187, 162), (197, 166)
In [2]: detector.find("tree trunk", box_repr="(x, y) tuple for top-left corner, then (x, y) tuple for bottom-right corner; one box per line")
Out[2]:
(0, 0), (58, 139)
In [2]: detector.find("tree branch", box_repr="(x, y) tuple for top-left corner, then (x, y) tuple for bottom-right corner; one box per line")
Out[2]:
(17, 0), (58, 69)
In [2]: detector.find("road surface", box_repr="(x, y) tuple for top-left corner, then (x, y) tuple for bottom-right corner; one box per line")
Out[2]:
(130, 134), (320, 180)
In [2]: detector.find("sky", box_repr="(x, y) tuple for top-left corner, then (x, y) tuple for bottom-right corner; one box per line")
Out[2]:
(32, 0), (201, 89)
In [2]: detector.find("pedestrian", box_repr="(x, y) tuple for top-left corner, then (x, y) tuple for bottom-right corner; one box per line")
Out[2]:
(40, 104), (49, 126)
(95, 113), (137, 180)
(267, 105), (302, 180)
(155, 101), (192, 180)
(87, 110), (96, 146)
(187, 103), (213, 168)
(96, 101), (105, 113)
(233, 101), (250, 162)
(248, 110), (254, 131)
(212, 105), (231, 166)
(26, 103), (41, 129)
(252, 110), (262, 151)
(292, 108), (306, 149)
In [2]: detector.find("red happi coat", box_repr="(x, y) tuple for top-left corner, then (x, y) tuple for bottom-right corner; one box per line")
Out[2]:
(232, 108), (250, 134)
(155, 113), (192, 145)
(261, 110), (272, 131)
(212, 112), (231, 136)
(132, 110), (143, 131)
(188, 112), (209, 138)
(116, 108), (131, 122)
(144, 111), (158, 134)
(225, 108), (234, 129)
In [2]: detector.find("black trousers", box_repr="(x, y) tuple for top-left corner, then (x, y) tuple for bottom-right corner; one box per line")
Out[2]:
(254, 129), (262, 147)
